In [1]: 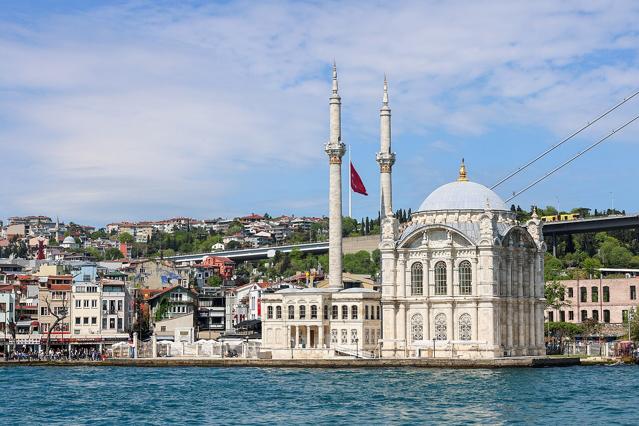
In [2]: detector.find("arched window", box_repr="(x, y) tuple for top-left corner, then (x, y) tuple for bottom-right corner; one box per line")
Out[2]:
(276, 306), (282, 319)
(351, 305), (358, 320)
(435, 262), (447, 295)
(266, 306), (273, 319)
(411, 262), (423, 296)
(288, 305), (294, 319)
(332, 305), (338, 319)
(459, 261), (472, 295)
(411, 314), (423, 341)
(603, 286), (610, 303)
(342, 305), (348, 320)
(459, 313), (471, 340)
(311, 305), (318, 319)
(365, 305), (369, 320)
(299, 305), (306, 319)
(434, 313), (447, 340)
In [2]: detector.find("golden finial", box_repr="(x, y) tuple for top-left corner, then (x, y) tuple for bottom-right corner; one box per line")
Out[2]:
(458, 158), (468, 182)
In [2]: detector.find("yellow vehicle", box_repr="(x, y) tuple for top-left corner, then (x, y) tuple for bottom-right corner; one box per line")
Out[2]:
(540, 213), (581, 222)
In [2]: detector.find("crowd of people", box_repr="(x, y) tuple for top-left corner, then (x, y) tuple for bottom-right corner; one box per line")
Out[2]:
(2, 347), (107, 361)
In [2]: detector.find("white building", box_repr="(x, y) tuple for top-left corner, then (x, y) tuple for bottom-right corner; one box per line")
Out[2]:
(375, 77), (546, 359)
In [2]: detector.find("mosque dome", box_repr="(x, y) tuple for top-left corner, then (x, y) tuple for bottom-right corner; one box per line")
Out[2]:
(62, 236), (76, 245)
(417, 160), (508, 212)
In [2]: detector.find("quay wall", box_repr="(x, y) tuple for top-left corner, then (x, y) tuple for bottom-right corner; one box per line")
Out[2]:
(0, 357), (581, 368)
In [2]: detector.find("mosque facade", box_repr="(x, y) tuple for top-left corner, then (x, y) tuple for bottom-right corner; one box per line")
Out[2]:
(261, 65), (546, 360)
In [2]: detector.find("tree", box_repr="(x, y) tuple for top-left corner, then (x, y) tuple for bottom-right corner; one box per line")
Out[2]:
(44, 295), (68, 354)
(118, 232), (134, 244)
(342, 217), (359, 237)
(104, 248), (124, 260)
(90, 228), (109, 240)
(545, 280), (570, 313)
(544, 254), (563, 281)
(628, 307), (639, 341)
(207, 275), (222, 287)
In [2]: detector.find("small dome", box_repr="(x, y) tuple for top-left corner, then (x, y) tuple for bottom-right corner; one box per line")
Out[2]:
(62, 236), (76, 244)
(418, 181), (507, 212)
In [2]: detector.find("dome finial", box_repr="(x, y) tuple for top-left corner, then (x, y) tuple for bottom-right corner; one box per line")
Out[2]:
(458, 158), (468, 182)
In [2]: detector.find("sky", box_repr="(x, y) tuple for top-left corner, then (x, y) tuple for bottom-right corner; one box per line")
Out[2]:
(1, 0), (638, 226)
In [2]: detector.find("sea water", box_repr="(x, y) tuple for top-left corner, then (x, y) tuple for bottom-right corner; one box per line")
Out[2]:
(1, 365), (637, 425)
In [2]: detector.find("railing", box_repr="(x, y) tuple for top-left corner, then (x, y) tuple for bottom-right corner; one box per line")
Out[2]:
(333, 346), (376, 359)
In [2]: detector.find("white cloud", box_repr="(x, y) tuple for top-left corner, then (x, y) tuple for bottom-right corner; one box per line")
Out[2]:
(1, 0), (638, 224)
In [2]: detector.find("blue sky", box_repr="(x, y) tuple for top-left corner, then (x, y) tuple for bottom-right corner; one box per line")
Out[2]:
(1, 0), (638, 226)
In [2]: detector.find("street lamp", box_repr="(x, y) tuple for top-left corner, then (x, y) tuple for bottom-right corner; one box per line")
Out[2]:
(355, 337), (359, 358)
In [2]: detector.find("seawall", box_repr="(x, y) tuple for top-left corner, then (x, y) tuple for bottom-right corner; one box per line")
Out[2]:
(0, 356), (581, 368)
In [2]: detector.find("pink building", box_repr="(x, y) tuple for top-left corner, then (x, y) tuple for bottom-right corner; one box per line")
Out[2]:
(545, 275), (639, 324)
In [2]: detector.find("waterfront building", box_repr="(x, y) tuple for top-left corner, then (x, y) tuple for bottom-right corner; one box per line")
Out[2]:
(0, 285), (16, 354)
(70, 265), (102, 348)
(377, 77), (546, 357)
(38, 274), (72, 348)
(261, 65), (381, 359)
(197, 286), (227, 339)
(544, 274), (639, 328)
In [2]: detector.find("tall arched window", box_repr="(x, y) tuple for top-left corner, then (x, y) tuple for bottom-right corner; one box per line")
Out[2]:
(288, 305), (294, 319)
(341, 305), (348, 319)
(332, 305), (338, 319)
(434, 313), (447, 340)
(434, 262), (447, 295)
(276, 306), (282, 319)
(310, 305), (318, 319)
(411, 313), (423, 341)
(351, 305), (358, 320)
(411, 262), (423, 295)
(459, 313), (471, 340)
(267, 306), (273, 319)
(459, 261), (472, 295)
(299, 305), (306, 319)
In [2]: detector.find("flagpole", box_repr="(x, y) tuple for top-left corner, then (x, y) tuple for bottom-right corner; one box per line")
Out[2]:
(349, 144), (352, 218)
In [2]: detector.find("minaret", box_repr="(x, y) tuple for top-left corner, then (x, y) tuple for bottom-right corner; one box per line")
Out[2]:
(376, 76), (396, 218)
(325, 63), (346, 289)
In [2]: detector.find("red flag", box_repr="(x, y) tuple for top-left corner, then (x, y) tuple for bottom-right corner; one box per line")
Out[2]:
(350, 162), (368, 196)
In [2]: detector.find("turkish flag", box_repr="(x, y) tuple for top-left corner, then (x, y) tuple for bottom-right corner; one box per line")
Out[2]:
(350, 162), (368, 196)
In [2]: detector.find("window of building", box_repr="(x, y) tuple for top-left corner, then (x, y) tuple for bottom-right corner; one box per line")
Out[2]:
(581, 310), (587, 321)
(110, 318), (115, 329)
(83, 317), (89, 325)
(603, 310), (610, 323)
(351, 305), (358, 320)
(288, 305), (294, 319)
(459, 261), (472, 295)
(83, 300), (89, 308)
(91, 300), (97, 308)
(75, 300), (81, 308)
(102, 318), (107, 329)
(434, 313), (447, 340)
(459, 313), (471, 341)
(365, 328), (370, 344)
(332, 305), (338, 320)
(568, 287), (574, 298)
(411, 314), (423, 341)
(299, 305), (306, 319)
(435, 262), (447, 295)
(117, 318), (123, 330)
(592, 310), (599, 321)
(548, 311), (554, 322)
(559, 311), (565, 322)
(591, 287), (598, 303)
(311, 305), (318, 319)
(411, 262), (423, 296)
(365, 305), (369, 320)
(117, 300), (122, 311)
(341, 329), (347, 344)
(341, 305), (348, 320)
(568, 311), (574, 321)
(75, 317), (81, 325)
(267, 306), (273, 319)
(91, 317), (97, 325)
(377, 306), (381, 320)
(603, 286), (610, 303)
(580, 287), (587, 303)
(631, 286), (637, 300)
(331, 329), (337, 343)
(276, 306), (282, 319)
(622, 310), (629, 323)
(40, 307), (48, 316)
(102, 300), (107, 311)
(324, 305), (328, 320)
(351, 329), (358, 344)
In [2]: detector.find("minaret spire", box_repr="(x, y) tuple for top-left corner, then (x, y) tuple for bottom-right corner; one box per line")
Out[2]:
(325, 62), (345, 289)
(377, 75), (395, 218)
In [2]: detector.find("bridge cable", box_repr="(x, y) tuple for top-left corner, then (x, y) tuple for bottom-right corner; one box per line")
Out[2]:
(492, 89), (639, 190)
(505, 113), (639, 202)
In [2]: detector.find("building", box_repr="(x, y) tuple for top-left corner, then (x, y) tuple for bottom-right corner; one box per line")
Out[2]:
(197, 286), (227, 339)
(38, 275), (72, 349)
(545, 274), (639, 326)
(376, 77), (545, 358)
(70, 265), (102, 348)
(261, 65), (381, 359)
(0, 285), (16, 354)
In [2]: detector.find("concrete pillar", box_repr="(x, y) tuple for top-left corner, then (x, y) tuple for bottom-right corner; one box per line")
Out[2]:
(294, 325), (299, 348)
(397, 305), (406, 355)
(529, 300), (536, 349)
(319, 325), (324, 349)
(133, 332), (138, 359)
(306, 326), (310, 349)
(473, 302), (479, 341)
(472, 258), (479, 297)
(151, 335), (157, 358)
(447, 259), (453, 297)
(507, 302), (513, 352)
(397, 255), (406, 298)
(424, 258), (431, 297)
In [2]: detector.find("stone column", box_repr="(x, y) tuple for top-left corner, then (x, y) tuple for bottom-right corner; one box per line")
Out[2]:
(529, 300), (536, 349)
(306, 326), (310, 349)
(377, 77), (395, 218)
(473, 302), (479, 341)
(397, 255), (406, 298)
(447, 258), (453, 297)
(325, 63), (345, 289)
(424, 257), (431, 297)
(294, 325), (299, 348)
(397, 305), (406, 355)
(319, 325), (324, 349)
(472, 258), (479, 297)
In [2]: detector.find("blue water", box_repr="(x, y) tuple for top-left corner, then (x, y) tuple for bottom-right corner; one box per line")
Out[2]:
(1, 365), (637, 424)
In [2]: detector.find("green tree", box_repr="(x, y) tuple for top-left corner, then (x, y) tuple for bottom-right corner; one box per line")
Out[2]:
(342, 217), (359, 237)
(582, 257), (602, 278)
(544, 253), (563, 281)
(104, 248), (124, 260)
(207, 275), (223, 287)
(90, 228), (108, 240)
(545, 280), (570, 312)
(118, 232), (134, 244)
